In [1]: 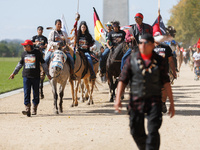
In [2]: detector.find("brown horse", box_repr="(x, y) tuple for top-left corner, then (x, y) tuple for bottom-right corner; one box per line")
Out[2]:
(106, 42), (129, 102)
(67, 45), (99, 106)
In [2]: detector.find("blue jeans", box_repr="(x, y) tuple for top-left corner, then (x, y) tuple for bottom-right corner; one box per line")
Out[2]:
(45, 51), (74, 70)
(84, 52), (95, 74)
(23, 77), (40, 106)
(121, 48), (132, 71)
(100, 47), (110, 71)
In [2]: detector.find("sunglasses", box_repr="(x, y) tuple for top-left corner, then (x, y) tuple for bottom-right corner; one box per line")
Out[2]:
(107, 24), (112, 26)
(139, 41), (149, 45)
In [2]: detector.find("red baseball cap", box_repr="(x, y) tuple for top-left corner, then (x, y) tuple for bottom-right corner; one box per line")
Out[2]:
(135, 13), (143, 19)
(21, 39), (33, 46)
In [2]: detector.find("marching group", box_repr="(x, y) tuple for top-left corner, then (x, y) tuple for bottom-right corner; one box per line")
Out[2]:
(10, 12), (200, 149)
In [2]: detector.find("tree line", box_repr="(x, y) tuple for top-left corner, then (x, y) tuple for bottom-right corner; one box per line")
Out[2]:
(0, 40), (24, 57)
(167, 0), (200, 47)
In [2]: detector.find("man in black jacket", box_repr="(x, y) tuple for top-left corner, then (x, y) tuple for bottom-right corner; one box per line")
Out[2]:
(115, 34), (175, 150)
(121, 13), (153, 71)
(9, 40), (51, 117)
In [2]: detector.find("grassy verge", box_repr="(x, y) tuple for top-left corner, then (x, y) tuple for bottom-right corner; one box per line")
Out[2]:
(0, 57), (48, 94)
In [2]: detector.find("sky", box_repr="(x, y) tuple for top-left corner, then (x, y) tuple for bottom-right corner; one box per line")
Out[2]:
(0, 0), (179, 41)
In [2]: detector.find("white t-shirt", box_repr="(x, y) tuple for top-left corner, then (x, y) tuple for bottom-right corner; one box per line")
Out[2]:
(193, 52), (200, 66)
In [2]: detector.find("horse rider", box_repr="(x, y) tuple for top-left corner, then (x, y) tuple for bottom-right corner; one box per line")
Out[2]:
(121, 13), (153, 71)
(31, 26), (48, 54)
(9, 40), (51, 117)
(153, 32), (177, 113)
(115, 33), (175, 150)
(193, 45), (200, 80)
(99, 21), (113, 76)
(100, 21), (126, 76)
(45, 19), (75, 79)
(76, 21), (96, 80)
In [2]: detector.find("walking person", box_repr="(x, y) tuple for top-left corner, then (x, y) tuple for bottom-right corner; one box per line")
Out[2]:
(115, 34), (175, 150)
(193, 46), (200, 80)
(9, 40), (51, 117)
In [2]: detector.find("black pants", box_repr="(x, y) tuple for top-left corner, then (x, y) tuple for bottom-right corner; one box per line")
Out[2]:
(129, 105), (162, 150)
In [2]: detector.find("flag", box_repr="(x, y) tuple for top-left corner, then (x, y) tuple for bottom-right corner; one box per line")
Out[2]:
(152, 15), (166, 35)
(197, 38), (200, 48)
(61, 14), (69, 36)
(93, 7), (106, 46)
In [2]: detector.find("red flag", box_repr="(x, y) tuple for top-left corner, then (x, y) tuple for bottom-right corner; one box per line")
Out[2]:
(197, 38), (200, 48)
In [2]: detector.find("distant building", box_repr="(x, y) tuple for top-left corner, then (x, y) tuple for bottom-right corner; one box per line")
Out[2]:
(103, 0), (129, 26)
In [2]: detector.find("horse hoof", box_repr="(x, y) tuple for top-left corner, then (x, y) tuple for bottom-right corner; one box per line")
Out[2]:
(41, 94), (44, 99)
(75, 103), (78, 107)
(121, 95), (124, 100)
(54, 110), (59, 114)
(110, 98), (114, 102)
(59, 109), (63, 113)
(86, 96), (89, 100)
(91, 101), (94, 105)
(86, 102), (90, 105)
(70, 104), (74, 107)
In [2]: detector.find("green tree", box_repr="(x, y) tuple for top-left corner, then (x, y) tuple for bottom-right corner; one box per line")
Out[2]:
(167, 0), (200, 47)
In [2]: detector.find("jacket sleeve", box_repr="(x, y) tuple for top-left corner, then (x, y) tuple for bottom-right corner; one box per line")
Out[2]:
(125, 30), (132, 43)
(48, 31), (58, 47)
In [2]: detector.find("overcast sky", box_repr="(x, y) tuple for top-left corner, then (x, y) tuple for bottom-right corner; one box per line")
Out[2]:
(0, 0), (179, 41)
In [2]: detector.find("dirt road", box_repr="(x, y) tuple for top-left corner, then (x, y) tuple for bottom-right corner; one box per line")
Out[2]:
(1, 64), (200, 150)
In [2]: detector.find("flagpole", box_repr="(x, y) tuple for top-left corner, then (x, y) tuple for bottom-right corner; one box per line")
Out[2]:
(158, 0), (160, 24)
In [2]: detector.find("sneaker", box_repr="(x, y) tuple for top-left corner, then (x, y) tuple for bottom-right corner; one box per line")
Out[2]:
(162, 102), (167, 113)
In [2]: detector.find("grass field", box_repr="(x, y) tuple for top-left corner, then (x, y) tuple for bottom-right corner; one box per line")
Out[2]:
(0, 57), (47, 94)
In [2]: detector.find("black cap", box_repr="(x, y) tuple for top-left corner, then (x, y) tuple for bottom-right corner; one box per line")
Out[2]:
(37, 26), (43, 30)
(140, 33), (154, 43)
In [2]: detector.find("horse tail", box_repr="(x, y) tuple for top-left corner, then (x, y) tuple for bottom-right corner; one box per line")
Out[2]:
(89, 78), (102, 91)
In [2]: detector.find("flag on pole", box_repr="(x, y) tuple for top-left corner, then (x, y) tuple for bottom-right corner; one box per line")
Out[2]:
(61, 14), (69, 35)
(152, 15), (166, 35)
(93, 7), (106, 46)
(197, 38), (200, 48)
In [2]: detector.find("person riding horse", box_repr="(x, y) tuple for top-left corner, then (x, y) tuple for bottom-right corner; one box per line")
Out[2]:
(100, 21), (126, 77)
(121, 13), (153, 71)
(76, 21), (96, 80)
(44, 19), (75, 79)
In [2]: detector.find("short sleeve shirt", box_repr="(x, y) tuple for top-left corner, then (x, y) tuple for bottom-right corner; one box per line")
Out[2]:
(108, 30), (126, 47)
(32, 35), (48, 49)
(193, 52), (200, 67)
(154, 43), (173, 72)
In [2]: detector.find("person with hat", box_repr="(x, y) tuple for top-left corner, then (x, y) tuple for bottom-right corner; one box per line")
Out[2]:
(100, 21), (126, 76)
(9, 40), (51, 117)
(31, 26), (48, 54)
(99, 21), (113, 76)
(121, 13), (153, 71)
(115, 33), (175, 150)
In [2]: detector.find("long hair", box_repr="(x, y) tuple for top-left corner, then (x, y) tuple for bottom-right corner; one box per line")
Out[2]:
(77, 21), (95, 45)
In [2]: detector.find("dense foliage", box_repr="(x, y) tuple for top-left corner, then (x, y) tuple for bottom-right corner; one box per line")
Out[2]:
(0, 40), (24, 57)
(167, 0), (200, 47)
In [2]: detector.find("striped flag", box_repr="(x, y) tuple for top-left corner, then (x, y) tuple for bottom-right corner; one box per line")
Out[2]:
(152, 15), (166, 35)
(93, 7), (106, 46)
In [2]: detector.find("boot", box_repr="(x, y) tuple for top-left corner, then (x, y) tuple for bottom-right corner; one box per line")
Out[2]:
(32, 105), (38, 115)
(22, 103), (31, 117)
(89, 66), (96, 80)
(70, 69), (76, 80)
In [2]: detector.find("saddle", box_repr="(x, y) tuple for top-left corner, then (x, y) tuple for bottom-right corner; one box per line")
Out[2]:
(76, 51), (98, 79)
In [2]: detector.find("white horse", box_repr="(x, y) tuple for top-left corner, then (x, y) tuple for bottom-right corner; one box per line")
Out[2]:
(49, 50), (74, 114)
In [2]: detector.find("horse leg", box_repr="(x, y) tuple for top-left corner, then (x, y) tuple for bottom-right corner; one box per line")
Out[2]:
(58, 80), (67, 113)
(40, 78), (44, 99)
(84, 79), (91, 105)
(69, 79), (75, 106)
(108, 75), (114, 102)
(79, 80), (85, 103)
(84, 79), (89, 100)
(71, 78), (80, 107)
(89, 79), (95, 105)
(51, 80), (58, 114)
